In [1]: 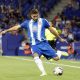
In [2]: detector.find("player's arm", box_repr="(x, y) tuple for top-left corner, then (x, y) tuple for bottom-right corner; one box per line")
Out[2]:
(48, 26), (65, 42)
(0, 25), (21, 35)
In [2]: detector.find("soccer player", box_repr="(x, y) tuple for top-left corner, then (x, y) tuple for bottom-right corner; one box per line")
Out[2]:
(0, 9), (68, 76)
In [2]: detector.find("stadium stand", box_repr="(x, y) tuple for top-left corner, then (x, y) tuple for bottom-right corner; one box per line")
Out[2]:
(51, 0), (80, 60)
(0, 0), (80, 60)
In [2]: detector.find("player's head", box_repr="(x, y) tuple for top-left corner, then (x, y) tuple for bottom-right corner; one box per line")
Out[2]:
(30, 9), (39, 21)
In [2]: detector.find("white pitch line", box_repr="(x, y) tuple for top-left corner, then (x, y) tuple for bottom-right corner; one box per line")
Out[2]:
(5, 56), (80, 69)
(61, 59), (80, 64)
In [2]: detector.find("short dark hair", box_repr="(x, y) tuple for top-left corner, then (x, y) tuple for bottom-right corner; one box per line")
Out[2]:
(30, 9), (39, 14)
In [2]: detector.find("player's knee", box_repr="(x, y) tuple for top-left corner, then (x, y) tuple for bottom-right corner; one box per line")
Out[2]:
(33, 53), (39, 57)
(53, 57), (59, 61)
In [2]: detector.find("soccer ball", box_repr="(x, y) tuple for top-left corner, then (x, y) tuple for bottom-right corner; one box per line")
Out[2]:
(53, 67), (63, 76)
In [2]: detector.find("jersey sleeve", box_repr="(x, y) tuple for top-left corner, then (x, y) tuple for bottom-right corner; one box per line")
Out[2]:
(20, 20), (28, 28)
(44, 19), (50, 28)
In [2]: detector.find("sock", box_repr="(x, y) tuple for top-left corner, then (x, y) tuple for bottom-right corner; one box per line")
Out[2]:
(34, 56), (46, 74)
(56, 50), (62, 59)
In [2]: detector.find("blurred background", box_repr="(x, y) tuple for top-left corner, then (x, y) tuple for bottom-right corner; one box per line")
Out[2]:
(0, 0), (80, 60)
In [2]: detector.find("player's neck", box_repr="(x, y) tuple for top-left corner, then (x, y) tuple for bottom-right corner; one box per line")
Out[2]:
(32, 19), (38, 22)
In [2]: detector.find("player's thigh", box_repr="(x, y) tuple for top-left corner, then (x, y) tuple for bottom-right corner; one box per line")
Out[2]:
(42, 43), (57, 59)
(46, 47), (59, 61)
(45, 48), (57, 58)
(31, 45), (42, 57)
(43, 49), (59, 61)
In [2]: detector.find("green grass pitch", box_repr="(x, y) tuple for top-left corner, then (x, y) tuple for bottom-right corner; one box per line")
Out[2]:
(0, 56), (80, 80)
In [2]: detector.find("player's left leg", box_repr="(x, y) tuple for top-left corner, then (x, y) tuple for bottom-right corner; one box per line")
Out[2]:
(50, 49), (69, 61)
(43, 50), (68, 61)
(40, 42), (68, 61)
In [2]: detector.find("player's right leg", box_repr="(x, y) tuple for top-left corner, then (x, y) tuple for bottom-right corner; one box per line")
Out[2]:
(33, 53), (47, 76)
(31, 45), (47, 76)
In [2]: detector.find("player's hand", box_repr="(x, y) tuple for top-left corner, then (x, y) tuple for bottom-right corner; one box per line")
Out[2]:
(0, 30), (7, 35)
(60, 38), (67, 43)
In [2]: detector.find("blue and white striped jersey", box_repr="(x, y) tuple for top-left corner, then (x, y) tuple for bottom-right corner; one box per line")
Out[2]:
(20, 18), (50, 45)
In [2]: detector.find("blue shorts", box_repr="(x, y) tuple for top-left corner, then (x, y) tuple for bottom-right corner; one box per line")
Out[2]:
(31, 41), (57, 60)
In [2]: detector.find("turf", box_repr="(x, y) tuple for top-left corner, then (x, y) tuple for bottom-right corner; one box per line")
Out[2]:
(0, 56), (80, 80)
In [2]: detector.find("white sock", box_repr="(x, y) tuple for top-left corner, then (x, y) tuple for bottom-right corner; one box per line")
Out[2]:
(34, 56), (46, 74)
(56, 50), (62, 59)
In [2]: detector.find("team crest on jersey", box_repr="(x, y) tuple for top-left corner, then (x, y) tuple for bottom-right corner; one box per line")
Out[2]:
(32, 26), (38, 32)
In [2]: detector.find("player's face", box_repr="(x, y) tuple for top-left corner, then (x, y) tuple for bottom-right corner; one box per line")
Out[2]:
(31, 13), (39, 21)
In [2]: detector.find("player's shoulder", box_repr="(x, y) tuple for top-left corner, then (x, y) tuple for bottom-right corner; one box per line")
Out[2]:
(23, 19), (30, 23)
(40, 18), (46, 20)
(20, 19), (30, 27)
(39, 18), (48, 22)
